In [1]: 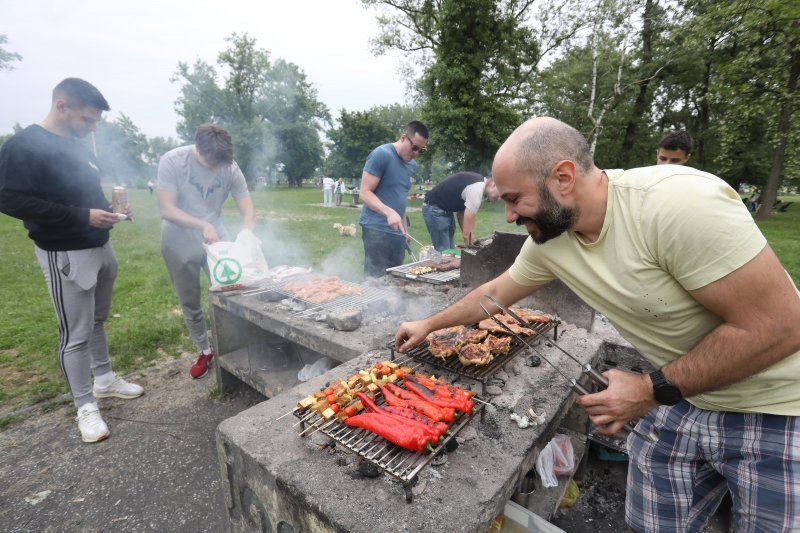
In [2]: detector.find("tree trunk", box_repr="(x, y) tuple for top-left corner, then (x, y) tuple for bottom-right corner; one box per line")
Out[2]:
(755, 45), (800, 221)
(696, 37), (716, 169)
(620, 0), (654, 167)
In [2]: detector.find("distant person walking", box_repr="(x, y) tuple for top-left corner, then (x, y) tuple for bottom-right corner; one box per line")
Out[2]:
(157, 124), (256, 379)
(0, 78), (144, 443)
(147, 179), (155, 194)
(359, 121), (429, 277)
(656, 130), (693, 165)
(422, 171), (500, 251)
(334, 177), (345, 206)
(322, 176), (335, 207)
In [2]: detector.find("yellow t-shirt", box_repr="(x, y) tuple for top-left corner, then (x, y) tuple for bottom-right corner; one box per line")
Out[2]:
(508, 166), (800, 415)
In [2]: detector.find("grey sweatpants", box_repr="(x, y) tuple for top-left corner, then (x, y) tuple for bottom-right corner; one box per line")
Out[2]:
(161, 223), (212, 352)
(35, 242), (117, 408)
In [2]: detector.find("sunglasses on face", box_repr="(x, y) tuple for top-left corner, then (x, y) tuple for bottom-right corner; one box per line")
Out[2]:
(406, 136), (427, 154)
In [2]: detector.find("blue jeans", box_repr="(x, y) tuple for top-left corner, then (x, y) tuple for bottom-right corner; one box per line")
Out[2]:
(422, 203), (455, 252)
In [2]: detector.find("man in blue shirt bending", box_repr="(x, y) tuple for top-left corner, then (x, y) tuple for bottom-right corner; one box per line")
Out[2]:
(358, 121), (429, 277)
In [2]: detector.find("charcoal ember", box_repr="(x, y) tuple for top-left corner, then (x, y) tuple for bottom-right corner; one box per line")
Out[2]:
(526, 355), (542, 367)
(494, 370), (510, 382)
(445, 438), (459, 452)
(431, 452), (448, 466)
(486, 385), (503, 396)
(357, 459), (381, 478)
(326, 309), (362, 331)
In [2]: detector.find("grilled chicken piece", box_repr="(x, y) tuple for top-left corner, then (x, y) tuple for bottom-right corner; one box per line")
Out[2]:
(477, 314), (536, 336)
(426, 326), (465, 359)
(483, 334), (511, 355)
(458, 342), (493, 366)
(508, 307), (551, 324)
(458, 328), (489, 344)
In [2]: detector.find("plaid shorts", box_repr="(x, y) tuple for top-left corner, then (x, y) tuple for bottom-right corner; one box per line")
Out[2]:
(626, 401), (800, 533)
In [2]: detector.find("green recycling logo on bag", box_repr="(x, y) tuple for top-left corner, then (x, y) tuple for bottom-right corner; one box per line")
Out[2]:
(212, 257), (243, 285)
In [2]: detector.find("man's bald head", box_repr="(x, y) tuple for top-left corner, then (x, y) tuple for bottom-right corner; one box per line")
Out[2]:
(494, 117), (595, 182)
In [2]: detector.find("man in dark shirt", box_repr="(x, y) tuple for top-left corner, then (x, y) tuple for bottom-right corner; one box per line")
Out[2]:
(422, 171), (500, 251)
(0, 78), (143, 444)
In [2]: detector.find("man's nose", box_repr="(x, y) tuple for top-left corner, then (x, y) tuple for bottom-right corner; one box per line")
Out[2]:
(504, 203), (518, 224)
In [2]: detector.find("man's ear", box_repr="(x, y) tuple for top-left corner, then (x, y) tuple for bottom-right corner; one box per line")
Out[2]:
(553, 160), (576, 193)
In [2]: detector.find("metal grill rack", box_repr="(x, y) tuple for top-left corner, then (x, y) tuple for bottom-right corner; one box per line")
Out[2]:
(241, 278), (396, 318)
(295, 385), (484, 503)
(385, 260), (460, 284)
(388, 320), (559, 404)
(293, 283), (396, 318)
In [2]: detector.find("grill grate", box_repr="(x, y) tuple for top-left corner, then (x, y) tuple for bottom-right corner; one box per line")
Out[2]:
(241, 278), (396, 318)
(386, 260), (460, 285)
(293, 283), (396, 318)
(388, 319), (558, 382)
(295, 382), (483, 502)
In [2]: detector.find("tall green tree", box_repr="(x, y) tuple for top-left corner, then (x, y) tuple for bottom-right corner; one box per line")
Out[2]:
(172, 33), (330, 187)
(364, 0), (540, 173)
(691, 1), (800, 219)
(325, 104), (416, 184)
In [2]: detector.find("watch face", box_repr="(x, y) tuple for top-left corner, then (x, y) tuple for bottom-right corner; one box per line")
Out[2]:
(655, 384), (682, 406)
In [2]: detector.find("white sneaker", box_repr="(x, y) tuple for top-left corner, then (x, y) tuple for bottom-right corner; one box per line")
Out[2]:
(76, 403), (109, 443)
(93, 375), (144, 399)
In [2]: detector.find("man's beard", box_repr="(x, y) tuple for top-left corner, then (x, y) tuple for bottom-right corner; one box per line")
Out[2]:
(516, 182), (578, 244)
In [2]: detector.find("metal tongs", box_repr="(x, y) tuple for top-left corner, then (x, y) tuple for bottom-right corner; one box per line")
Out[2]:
(480, 295), (659, 443)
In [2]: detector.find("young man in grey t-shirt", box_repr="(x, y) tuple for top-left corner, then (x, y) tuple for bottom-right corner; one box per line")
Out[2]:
(157, 124), (256, 378)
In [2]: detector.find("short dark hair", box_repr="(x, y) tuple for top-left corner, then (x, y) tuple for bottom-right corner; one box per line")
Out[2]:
(52, 78), (110, 111)
(658, 130), (693, 155)
(404, 120), (429, 140)
(195, 124), (234, 166)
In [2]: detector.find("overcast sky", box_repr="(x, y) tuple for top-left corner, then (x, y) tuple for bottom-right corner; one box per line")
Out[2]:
(0, 0), (409, 139)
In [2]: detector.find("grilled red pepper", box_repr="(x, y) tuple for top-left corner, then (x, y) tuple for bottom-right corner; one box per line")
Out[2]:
(382, 405), (449, 435)
(381, 385), (448, 422)
(345, 413), (432, 453)
(383, 383), (456, 422)
(404, 376), (474, 414)
(410, 373), (473, 401)
(355, 392), (447, 438)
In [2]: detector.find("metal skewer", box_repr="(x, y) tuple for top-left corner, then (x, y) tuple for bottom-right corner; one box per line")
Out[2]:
(479, 301), (659, 443)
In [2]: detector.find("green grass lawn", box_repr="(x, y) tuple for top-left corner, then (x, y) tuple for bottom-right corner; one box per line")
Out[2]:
(0, 187), (797, 415)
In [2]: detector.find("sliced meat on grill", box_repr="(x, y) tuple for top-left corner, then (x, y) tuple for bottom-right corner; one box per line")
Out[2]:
(458, 342), (493, 366)
(426, 326), (465, 359)
(508, 307), (551, 324)
(458, 328), (488, 344)
(483, 334), (511, 355)
(477, 314), (536, 336)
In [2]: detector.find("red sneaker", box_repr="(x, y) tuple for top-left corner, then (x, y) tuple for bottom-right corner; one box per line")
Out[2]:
(190, 352), (214, 379)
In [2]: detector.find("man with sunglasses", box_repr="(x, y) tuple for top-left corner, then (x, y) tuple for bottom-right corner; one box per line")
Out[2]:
(358, 121), (429, 277)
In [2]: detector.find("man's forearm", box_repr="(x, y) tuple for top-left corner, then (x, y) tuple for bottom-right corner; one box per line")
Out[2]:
(424, 272), (540, 331)
(664, 321), (800, 398)
(160, 205), (208, 230)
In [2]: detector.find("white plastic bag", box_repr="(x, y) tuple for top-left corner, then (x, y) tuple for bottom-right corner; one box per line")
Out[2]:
(536, 443), (558, 488)
(205, 229), (270, 291)
(297, 356), (336, 382)
(536, 434), (576, 488)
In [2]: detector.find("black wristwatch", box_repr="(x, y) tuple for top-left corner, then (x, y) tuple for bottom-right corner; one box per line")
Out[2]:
(649, 369), (682, 406)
